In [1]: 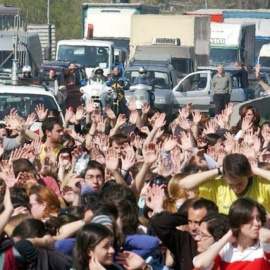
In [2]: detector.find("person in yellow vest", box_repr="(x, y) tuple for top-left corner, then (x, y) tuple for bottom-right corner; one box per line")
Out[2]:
(179, 153), (270, 214)
(40, 117), (64, 165)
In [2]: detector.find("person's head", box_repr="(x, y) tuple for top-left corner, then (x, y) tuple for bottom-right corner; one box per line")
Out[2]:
(74, 223), (114, 269)
(109, 133), (130, 155)
(0, 123), (7, 140)
(95, 68), (104, 77)
(68, 62), (76, 73)
(113, 66), (120, 76)
(48, 69), (56, 79)
(223, 153), (252, 195)
(29, 185), (61, 219)
(12, 218), (47, 241)
(217, 65), (224, 75)
(147, 107), (162, 127)
(22, 65), (31, 78)
(195, 214), (229, 253)
(83, 161), (105, 192)
(139, 66), (147, 76)
(229, 198), (266, 239)
(188, 198), (218, 239)
(247, 64), (254, 73)
(41, 117), (64, 144)
(240, 105), (260, 126)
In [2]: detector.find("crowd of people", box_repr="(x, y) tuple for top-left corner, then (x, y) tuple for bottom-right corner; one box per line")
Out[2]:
(1, 62), (270, 270)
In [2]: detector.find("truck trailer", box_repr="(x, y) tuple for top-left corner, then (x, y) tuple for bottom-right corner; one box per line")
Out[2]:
(129, 15), (211, 68)
(81, 3), (159, 62)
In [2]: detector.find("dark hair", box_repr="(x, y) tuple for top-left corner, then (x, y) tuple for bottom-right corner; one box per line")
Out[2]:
(74, 223), (113, 270)
(200, 214), (230, 241)
(100, 182), (137, 206)
(192, 198), (218, 215)
(204, 133), (222, 147)
(229, 198), (266, 237)
(12, 219), (47, 239)
(109, 133), (130, 146)
(41, 117), (62, 142)
(223, 153), (251, 179)
(116, 199), (138, 235)
(13, 158), (36, 178)
(84, 160), (105, 179)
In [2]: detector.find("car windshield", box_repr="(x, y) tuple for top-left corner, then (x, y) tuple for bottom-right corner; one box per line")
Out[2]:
(125, 70), (170, 89)
(0, 93), (59, 120)
(57, 45), (109, 68)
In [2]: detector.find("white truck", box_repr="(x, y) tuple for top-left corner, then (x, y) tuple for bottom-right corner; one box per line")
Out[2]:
(258, 43), (270, 67)
(82, 3), (159, 62)
(55, 39), (114, 78)
(129, 15), (211, 68)
(210, 22), (255, 67)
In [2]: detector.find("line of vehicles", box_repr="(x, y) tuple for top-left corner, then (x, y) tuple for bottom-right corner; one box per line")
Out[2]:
(2, 3), (270, 120)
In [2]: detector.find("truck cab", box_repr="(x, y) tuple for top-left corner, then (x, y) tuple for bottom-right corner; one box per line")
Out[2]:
(56, 39), (114, 79)
(258, 44), (270, 68)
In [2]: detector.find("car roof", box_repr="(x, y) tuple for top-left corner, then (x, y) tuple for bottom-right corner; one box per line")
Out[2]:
(0, 84), (56, 96)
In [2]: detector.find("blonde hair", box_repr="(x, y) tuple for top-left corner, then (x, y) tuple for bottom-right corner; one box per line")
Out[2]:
(163, 173), (187, 213)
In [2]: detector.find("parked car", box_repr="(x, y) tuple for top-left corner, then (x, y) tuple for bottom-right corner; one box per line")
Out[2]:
(41, 61), (87, 111)
(0, 82), (65, 131)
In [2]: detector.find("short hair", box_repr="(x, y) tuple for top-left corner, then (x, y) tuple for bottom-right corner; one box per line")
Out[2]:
(41, 117), (62, 142)
(13, 158), (36, 178)
(200, 213), (230, 241)
(100, 182), (137, 206)
(192, 198), (218, 215)
(84, 160), (105, 179)
(229, 198), (266, 237)
(109, 133), (130, 146)
(223, 153), (251, 179)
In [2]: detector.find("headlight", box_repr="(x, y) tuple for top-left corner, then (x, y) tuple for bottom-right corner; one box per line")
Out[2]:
(92, 89), (99, 96)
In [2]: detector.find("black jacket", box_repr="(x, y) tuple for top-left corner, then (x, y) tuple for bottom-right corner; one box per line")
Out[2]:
(150, 212), (197, 270)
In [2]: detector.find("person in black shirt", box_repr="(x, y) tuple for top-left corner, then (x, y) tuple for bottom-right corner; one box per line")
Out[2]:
(232, 62), (255, 101)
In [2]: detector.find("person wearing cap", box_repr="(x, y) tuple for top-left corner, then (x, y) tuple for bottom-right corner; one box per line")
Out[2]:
(91, 68), (107, 84)
(133, 67), (151, 86)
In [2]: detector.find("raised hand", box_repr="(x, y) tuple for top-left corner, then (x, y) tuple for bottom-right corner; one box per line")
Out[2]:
(65, 107), (75, 124)
(178, 131), (194, 152)
(129, 110), (139, 125)
(96, 116), (106, 134)
(25, 113), (37, 128)
(163, 135), (177, 152)
(142, 142), (158, 165)
(153, 113), (166, 129)
(85, 99), (95, 114)
(241, 116), (253, 132)
(105, 107), (116, 120)
(192, 109), (201, 126)
(105, 147), (119, 172)
(115, 114), (126, 127)
(75, 106), (84, 124)
(127, 98), (137, 112)
(141, 101), (150, 115)
(121, 151), (135, 172)
(203, 120), (216, 134)
(178, 116), (191, 131)
(35, 103), (48, 122)
(146, 184), (166, 212)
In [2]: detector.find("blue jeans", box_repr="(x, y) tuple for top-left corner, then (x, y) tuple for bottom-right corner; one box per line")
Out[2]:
(244, 88), (255, 101)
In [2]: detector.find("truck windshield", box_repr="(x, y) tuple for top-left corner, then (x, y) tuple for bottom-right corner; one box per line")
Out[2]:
(210, 48), (237, 66)
(125, 70), (170, 89)
(57, 45), (109, 68)
(171, 58), (193, 78)
(259, 57), (270, 68)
